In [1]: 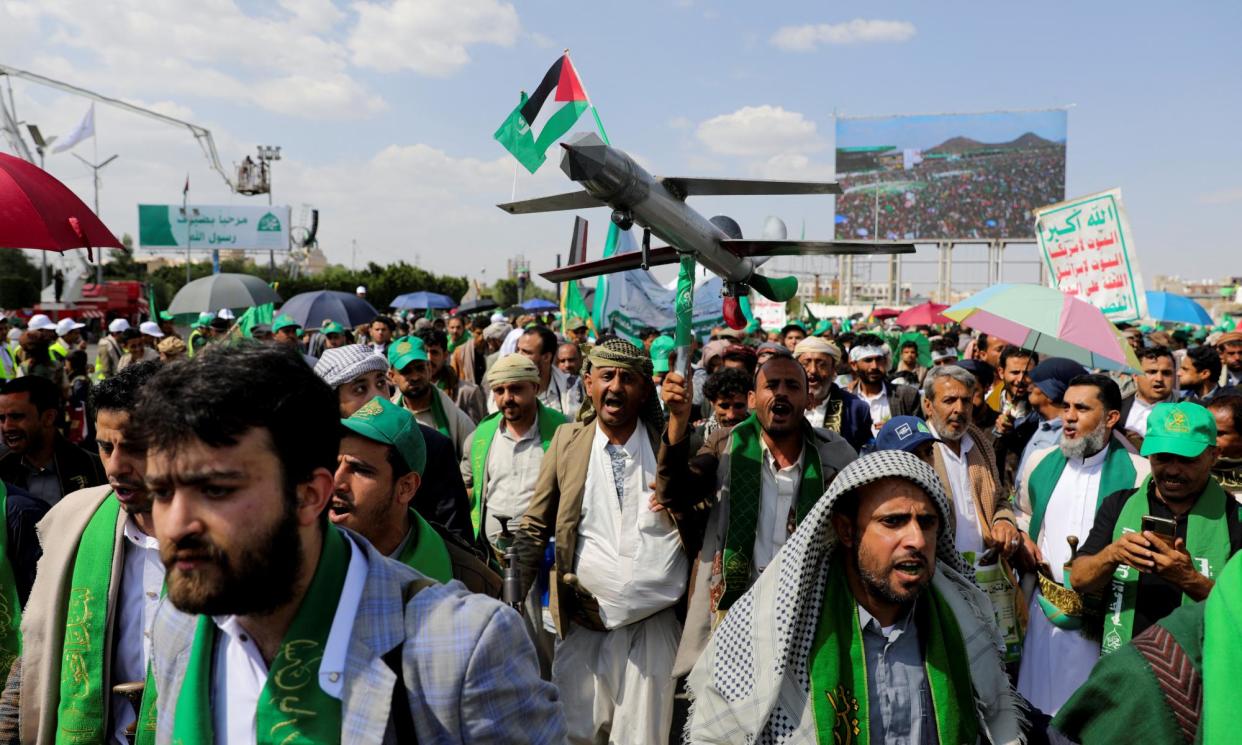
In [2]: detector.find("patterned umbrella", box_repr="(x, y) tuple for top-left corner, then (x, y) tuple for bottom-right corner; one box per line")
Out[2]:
(944, 283), (1141, 372)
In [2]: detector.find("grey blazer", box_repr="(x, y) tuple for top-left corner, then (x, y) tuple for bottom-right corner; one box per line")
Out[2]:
(150, 534), (565, 744)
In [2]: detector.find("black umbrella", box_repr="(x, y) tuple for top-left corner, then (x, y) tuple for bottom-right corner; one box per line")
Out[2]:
(457, 297), (498, 315)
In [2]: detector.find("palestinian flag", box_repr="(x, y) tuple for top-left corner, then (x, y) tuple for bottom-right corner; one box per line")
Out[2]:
(494, 53), (591, 173)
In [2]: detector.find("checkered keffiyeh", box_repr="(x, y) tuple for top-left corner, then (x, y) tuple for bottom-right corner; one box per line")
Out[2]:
(314, 344), (389, 389)
(579, 338), (664, 430)
(685, 449), (1024, 745)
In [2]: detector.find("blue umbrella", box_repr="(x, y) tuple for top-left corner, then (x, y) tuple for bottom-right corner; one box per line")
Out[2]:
(520, 298), (558, 311)
(1145, 291), (1213, 326)
(390, 291), (456, 310)
(278, 290), (378, 329)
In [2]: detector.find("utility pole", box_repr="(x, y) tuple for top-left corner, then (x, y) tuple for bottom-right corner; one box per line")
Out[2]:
(25, 124), (56, 289)
(72, 153), (118, 285)
(257, 145), (281, 278)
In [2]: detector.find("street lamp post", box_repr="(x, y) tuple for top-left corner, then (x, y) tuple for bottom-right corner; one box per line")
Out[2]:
(72, 153), (119, 285)
(257, 145), (281, 275)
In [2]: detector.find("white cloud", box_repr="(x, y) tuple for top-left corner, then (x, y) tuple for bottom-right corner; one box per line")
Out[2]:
(1, 1), (387, 120)
(771, 19), (916, 52)
(752, 153), (836, 181)
(696, 105), (823, 158)
(348, 0), (521, 77)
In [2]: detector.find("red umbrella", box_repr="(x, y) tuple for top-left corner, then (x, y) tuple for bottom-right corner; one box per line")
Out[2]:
(0, 152), (123, 260)
(896, 301), (952, 327)
(871, 307), (901, 320)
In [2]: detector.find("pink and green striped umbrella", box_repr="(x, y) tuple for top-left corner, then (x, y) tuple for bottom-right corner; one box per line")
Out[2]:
(944, 283), (1141, 372)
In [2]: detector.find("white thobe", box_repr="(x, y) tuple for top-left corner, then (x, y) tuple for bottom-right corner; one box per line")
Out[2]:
(1016, 445), (1108, 716)
(110, 519), (164, 745)
(929, 424), (985, 560)
(557, 426), (687, 745)
(211, 534), (367, 745)
(753, 442), (804, 579)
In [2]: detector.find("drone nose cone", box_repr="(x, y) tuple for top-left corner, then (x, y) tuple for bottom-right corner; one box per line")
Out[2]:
(559, 141), (607, 182)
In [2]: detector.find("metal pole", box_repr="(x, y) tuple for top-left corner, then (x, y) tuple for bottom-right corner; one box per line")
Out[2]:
(92, 166), (102, 286)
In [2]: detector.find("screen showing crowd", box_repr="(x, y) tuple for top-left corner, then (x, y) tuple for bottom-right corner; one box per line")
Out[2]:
(834, 109), (1067, 241)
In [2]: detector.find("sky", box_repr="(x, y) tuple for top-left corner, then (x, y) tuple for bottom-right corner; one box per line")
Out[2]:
(1, 0), (1239, 296)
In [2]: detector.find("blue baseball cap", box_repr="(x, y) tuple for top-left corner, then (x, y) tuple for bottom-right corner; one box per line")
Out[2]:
(874, 416), (941, 454)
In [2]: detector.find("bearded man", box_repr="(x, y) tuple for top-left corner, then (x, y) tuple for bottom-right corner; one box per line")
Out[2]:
(686, 450), (1023, 744)
(512, 338), (687, 744)
(0, 361), (162, 744)
(844, 334), (920, 436)
(314, 344), (474, 546)
(655, 356), (855, 675)
(794, 337), (872, 451)
(142, 343), (563, 743)
(332, 395), (499, 596)
(920, 365), (1020, 563)
(1014, 374), (1150, 716)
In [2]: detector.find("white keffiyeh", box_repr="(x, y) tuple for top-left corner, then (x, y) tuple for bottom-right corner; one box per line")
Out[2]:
(685, 449), (1025, 745)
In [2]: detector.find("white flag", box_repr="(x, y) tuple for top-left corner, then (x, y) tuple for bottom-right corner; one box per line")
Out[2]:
(52, 104), (95, 153)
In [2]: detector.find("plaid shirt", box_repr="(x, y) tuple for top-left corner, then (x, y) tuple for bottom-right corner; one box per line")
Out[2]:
(150, 534), (564, 744)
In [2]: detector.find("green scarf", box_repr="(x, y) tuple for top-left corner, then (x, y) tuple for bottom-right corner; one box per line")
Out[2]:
(55, 494), (122, 743)
(1203, 552), (1242, 743)
(0, 482), (20, 682)
(1027, 437), (1138, 543)
(468, 404), (566, 538)
(719, 415), (823, 611)
(428, 388), (451, 438)
(172, 525), (351, 745)
(810, 563), (978, 745)
(1101, 476), (1233, 655)
(396, 509), (453, 583)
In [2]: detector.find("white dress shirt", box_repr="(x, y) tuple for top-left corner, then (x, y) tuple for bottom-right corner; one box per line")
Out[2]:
(110, 519), (164, 745)
(211, 533), (368, 745)
(574, 425), (688, 629)
(1124, 396), (1156, 439)
(752, 441), (804, 579)
(479, 420), (544, 546)
(929, 424), (984, 560)
(858, 384), (892, 435)
(1017, 445), (1109, 715)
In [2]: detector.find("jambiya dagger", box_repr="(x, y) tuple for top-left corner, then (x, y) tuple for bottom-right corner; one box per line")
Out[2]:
(498, 131), (914, 328)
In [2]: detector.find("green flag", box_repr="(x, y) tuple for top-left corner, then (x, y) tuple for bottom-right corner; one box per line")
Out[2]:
(236, 303), (274, 338)
(494, 92), (544, 173)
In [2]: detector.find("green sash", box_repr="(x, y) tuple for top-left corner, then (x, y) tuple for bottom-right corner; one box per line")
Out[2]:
(0, 482), (20, 681)
(1203, 552), (1242, 743)
(719, 415), (823, 611)
(1101, 476), (1233, 655)
(396, 509), (453, 583)
(1027, 438), (1138, 543)
(468, 404), (566, 538)
(172, 525), (351, 745)
(810, 564), (978, 745)
(428, 389), (451, 438)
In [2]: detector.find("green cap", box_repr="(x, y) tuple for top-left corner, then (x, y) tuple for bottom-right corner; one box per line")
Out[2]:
(321, 321), (345, 336)
(272, 314), (302, 335)
(341, 396), (426, 474)
(194, 312), (214, 328)
(158, 311), (174, 322)
(649, 335), (675, 373)
(387, 335), (428, 371)
(1141, 402), (1217, 458)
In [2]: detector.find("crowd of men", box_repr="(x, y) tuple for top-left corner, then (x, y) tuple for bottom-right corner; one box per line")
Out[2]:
(0, 303), (1239, 743)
